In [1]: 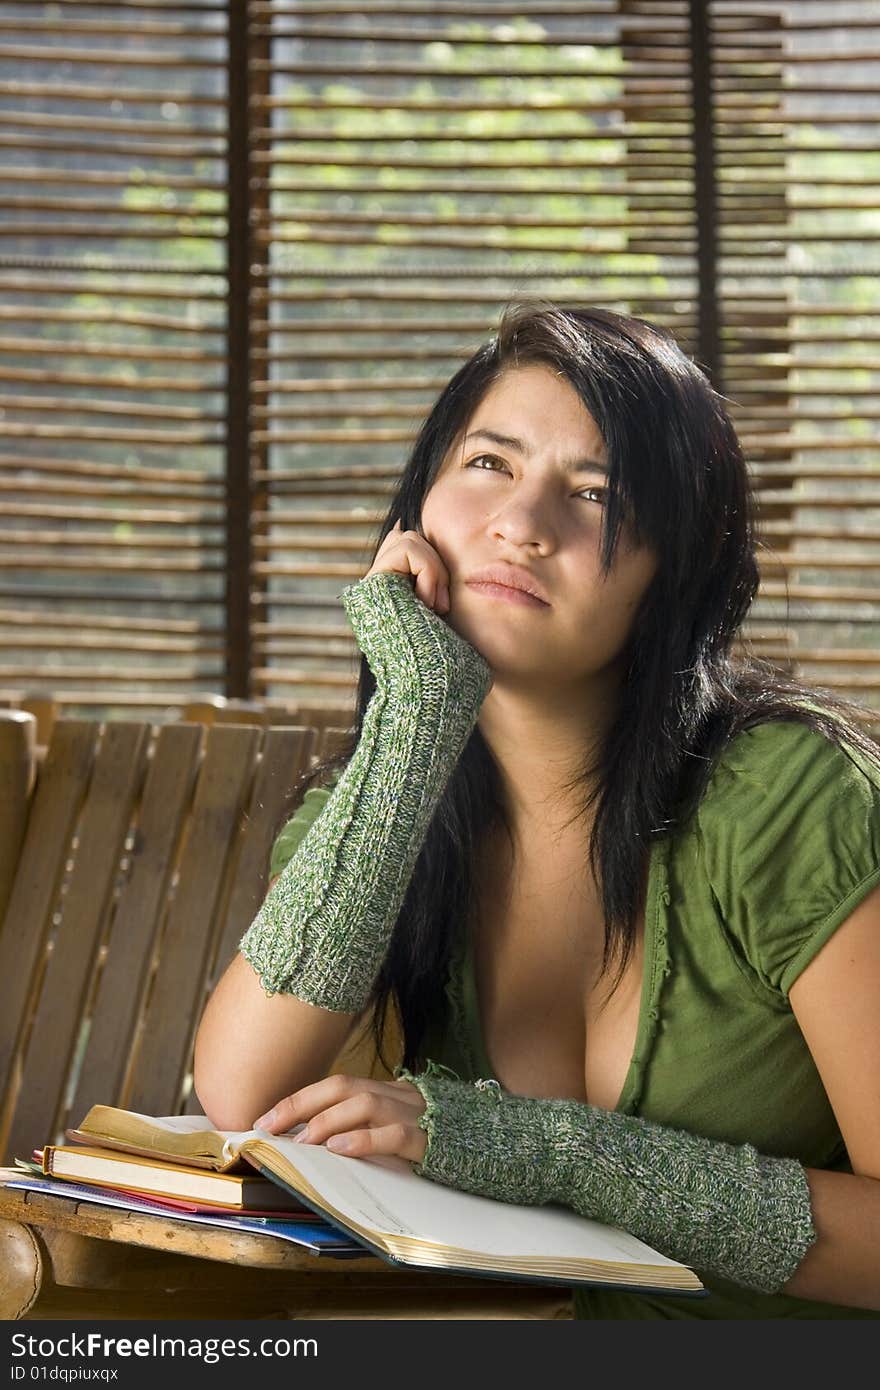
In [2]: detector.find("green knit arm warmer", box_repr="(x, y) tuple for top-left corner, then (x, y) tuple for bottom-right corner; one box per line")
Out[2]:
(238, 571), (493, 1011)
(394, 1062), (819, 1296)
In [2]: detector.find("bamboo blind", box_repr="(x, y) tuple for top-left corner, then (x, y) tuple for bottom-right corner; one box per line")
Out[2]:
(0, 0), (227, 714)
(712, 0), (880, 728)
(1, 1), (878, 727)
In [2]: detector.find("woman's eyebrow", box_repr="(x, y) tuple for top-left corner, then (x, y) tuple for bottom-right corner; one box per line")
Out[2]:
(464, 428), (608, 476)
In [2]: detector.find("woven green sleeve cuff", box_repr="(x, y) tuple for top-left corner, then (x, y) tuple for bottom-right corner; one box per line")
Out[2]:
(396, 1063), (819, 1297)
(239, 572), (493, 1012)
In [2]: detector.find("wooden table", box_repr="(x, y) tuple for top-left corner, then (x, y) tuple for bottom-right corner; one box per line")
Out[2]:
(0, 1187), (574, 1321)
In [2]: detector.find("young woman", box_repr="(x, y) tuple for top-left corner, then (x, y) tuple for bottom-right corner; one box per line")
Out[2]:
(194, 303), (880, 1320)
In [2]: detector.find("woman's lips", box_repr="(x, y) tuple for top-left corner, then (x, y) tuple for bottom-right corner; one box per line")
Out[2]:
(465, 581), (549, 609)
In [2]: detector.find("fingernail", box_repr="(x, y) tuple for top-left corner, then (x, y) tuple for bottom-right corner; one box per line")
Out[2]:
(255, 1109), (275, 1129)
(327, 1135), (352, 1153)
(293, 1125), (310, 1143)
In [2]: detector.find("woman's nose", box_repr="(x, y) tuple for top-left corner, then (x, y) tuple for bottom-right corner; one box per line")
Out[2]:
(490, 495), (555, 550)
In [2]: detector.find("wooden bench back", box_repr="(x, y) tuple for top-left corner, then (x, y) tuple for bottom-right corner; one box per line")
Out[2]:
(0, 714), (355, 1167)
(180, 698), (356, 733)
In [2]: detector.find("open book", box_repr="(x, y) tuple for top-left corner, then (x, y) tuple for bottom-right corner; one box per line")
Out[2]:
(65, 1105), (706, 1297)
(66, 1105), (261, 1171)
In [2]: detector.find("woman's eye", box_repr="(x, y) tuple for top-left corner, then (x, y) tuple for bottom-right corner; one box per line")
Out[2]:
(465, 457), (605, 506)
(466, 454), (505, 473)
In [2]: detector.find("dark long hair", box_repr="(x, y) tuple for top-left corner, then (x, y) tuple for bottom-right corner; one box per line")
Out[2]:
(276, 300), (880, 1075)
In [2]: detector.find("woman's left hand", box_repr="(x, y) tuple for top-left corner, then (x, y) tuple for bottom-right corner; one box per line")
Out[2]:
(254, 1074), (428, 1163)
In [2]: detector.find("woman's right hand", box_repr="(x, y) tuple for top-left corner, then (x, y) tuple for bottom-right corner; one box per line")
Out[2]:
(347, 519), (494, 701)
(363, 520), (450, 615)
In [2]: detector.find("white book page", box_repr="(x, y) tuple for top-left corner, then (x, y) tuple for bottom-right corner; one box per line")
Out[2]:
(260, 1136), (683, 1270)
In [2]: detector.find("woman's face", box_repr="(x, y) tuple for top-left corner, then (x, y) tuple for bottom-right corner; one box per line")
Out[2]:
(419, 363), (659, 690)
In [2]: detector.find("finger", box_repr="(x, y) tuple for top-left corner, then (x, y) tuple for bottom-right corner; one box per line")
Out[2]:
(296, 1090), (425, 1147)
(410, 555), (440, 611)
(400, 546), (449, 613)
(371, 522), (449, 614)
(256, 1075), (422, 1133)
(324, 1123), (427, 1165)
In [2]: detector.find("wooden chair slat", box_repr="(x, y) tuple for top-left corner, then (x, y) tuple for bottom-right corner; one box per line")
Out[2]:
(19, 696), (57, 751)
(0, 721), (99, 1163)
(68, 723), (206, 1126)
(0, 713), (37, 930)
(7, 723), (151, 1165)
(178, 697), (225, 725)
(292, 702), (355, 734)
(317, 725), (354, 761)
(180, 723), (318, 1116)
(125, 724), (262, 1115)
(210, 724), (316, 984)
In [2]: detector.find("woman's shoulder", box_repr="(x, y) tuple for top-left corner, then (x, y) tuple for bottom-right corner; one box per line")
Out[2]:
(693, 708), (880, 1000)
(267, 763), (346, 879)
(285, 763), (345, 822)
(699, 707), (880, 817)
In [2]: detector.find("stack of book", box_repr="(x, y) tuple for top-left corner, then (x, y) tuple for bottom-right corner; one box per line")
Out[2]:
(1, 1106), (365, 1256)
(1, 1104), (706, 1297)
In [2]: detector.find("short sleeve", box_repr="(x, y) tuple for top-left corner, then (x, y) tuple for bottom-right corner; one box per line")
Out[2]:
(696, 719), (880, 1000)
(268, 769), (343, 880)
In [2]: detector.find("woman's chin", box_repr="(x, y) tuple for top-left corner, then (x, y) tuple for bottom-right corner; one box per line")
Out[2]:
(459, 629), (543, 675)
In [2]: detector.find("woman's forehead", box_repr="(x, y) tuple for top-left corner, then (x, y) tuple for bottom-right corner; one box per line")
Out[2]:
(450, 368), (607, 463)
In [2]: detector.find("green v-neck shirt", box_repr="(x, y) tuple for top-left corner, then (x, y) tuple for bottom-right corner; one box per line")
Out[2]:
(268, 711), (880, 1319)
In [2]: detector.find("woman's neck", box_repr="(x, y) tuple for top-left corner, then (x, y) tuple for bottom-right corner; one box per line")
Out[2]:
(476, 681), (612, 846)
